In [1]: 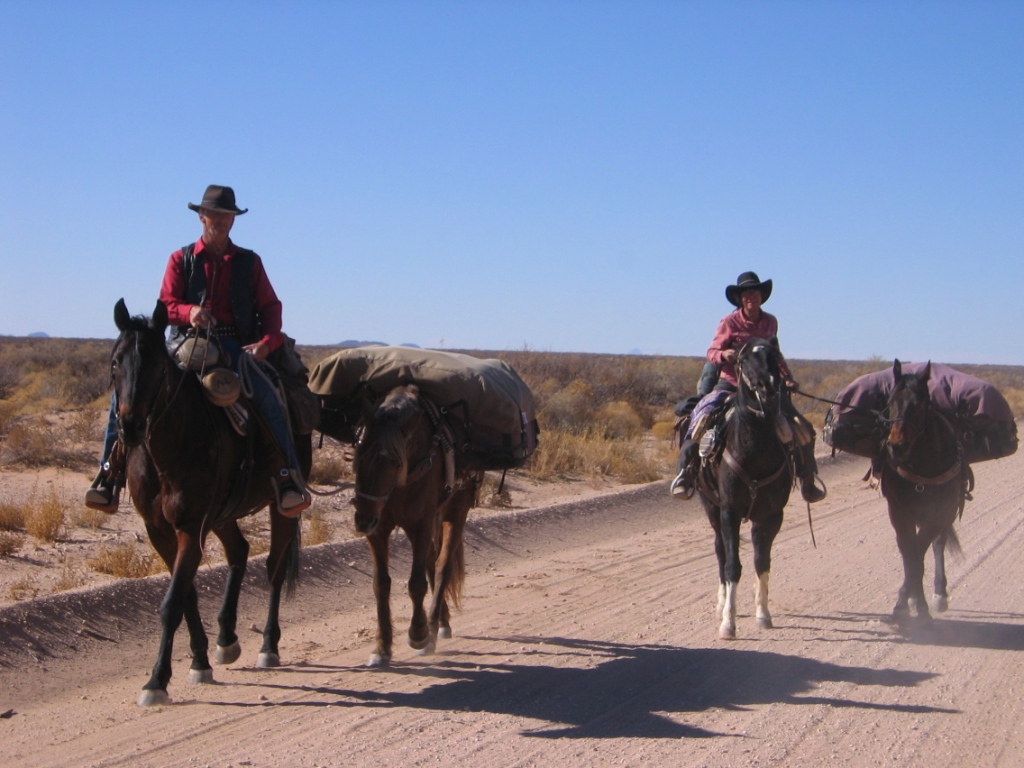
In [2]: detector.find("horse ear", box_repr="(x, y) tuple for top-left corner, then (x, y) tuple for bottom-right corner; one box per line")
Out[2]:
(152, 301), (169, 335)
(892, 359), (902, 382)
(768, 336), (781, 351)
(114, 298), (130, 331)
(921, 361), (931, 384)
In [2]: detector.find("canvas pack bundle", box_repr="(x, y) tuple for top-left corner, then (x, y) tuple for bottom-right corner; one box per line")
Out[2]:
(308, 346), (539, 471)
(824, 362), (1018, 464)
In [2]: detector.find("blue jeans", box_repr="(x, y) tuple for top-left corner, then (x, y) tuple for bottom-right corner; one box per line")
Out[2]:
(99, 339), (300, 473)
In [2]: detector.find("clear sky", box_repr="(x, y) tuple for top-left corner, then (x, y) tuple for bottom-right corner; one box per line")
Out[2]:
(2, 1), (1021, 364)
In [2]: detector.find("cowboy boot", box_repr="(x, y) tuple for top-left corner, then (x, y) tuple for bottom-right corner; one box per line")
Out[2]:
(276, 468), (311, 518)
(84, 441), (125, 514)
(671, 440), (699, 498)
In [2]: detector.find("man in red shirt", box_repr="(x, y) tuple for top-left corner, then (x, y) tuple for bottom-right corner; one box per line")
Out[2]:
(86, 185), (310, 516)
(671, 272), (826, 503)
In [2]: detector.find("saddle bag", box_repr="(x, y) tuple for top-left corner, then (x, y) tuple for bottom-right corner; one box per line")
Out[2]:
(826, 362), (1018, 463)
(268, 334), (320, 435)
(309, 346), (539, 471)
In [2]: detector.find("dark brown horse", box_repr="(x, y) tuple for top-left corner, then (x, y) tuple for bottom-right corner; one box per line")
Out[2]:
(111, 299), (310, 705)
(696, 339), (794, 640)
(881, 360), (968, 619)
(352, 385), (482, 667)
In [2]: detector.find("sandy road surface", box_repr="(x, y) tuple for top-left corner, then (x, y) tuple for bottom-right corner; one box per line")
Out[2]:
(2, 448), (1024, 768)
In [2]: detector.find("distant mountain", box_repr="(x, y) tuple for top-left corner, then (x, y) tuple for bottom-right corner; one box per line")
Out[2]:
(336, 340), (388, 348)
(399, 343), (421, 349)
(28, 332), (49, 338)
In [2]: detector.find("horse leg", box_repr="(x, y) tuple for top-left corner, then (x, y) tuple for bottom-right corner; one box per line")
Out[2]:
(751, 513), (783, 630)
(257, 508), (301, 668)
(428, 493), (471, 647)
(406, 523), (434, 654)
(889, 509), (927, 620)
(366, 528), (394, 668)
(211, 521), (249, 665)
(718, 505), (743, 640)
(704, 502), (727, 620)
(139, 530), (205, 706)
(932, 531), (949, 613)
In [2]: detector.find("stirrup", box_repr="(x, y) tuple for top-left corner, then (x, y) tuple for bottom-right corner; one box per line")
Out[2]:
(800, 474), (827, 503)
(84, 472), (120, 514)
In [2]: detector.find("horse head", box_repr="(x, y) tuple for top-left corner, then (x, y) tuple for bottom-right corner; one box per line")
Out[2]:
(352, 385), (429, 535)
(886, 359), (932, 462)
(735, 338), (784, 418)
(111, 298), (172, 447)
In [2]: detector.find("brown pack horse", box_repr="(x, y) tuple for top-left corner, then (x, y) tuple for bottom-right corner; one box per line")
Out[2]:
(352, 385), (482, 667)
(881, 360), (969, 620)
(111, 299), (310, 705)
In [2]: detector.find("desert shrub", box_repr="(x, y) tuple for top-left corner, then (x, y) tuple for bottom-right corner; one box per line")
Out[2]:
(2, 415), (92, 468)
(595, 401), (645, 439)
(52, 565), (87, 593)
(9, 577), (39, 601)
(239, 515), (271, 557)
(88, 543), (154, 578)
(480, 473), (513, 507)
(25, 486), (66, 543)
(70, 505), (108, 530)
(0, 531), (24, 557)
(0, 500), (26, 531)
(68, 408), (101, 443)
(526, 429), (664, 483)
(308, 449), (352, 485)
(650, 420), (677, 441)
(538, 379), (595, 434)
(304, 507), (333, 546)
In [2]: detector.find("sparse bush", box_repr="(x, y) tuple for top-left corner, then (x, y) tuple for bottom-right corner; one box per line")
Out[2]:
(595, 401), (644, 440)
(480, 474), (513, 507)
(25, 486), (65, 543)
(9, 577), (38, 601)
(0, 500), (26, 531)
(0, 531), (24, 557)
(308, 450), (351, 485)
(304, 507), (333, 546)
(87, 543), (154, 578)
(70, 505), (108, 530)
(52, 565), (87, 593)
(526, 429), (663, 483)
(239, 515), (271, 557)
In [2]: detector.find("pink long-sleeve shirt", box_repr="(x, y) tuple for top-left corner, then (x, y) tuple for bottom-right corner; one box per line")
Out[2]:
(707, 308), (792, 387)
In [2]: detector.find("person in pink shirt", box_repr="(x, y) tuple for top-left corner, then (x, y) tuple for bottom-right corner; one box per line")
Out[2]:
(671, 272), (826, 503)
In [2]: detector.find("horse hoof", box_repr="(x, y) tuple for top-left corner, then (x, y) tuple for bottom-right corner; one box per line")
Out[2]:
(137, 688), (171, 707)
(414, 639), (437, 657)
(757, 616), (773, 630)
(257, 652), (281, 669)
(932, 596), (949, 613)
(188, 668), (215, 684)
(367, 653), (390, 669)
(215, 641), (242, 665)
(407, 632), (431, 651)
(437, 626), (452, 640)
(718, 624), (736, 641)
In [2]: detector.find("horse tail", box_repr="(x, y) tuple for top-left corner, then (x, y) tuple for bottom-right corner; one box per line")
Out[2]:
(445, 530), (466, 610)
(284, 524), (301, 599)
(945, 526), (963, 560)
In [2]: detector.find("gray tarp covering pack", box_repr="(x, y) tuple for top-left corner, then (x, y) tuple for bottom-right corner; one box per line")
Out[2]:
(823, 362), (1018, 463)
(308, 346), (539, 471)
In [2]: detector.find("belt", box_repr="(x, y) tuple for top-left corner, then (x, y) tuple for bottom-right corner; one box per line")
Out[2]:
(209, 325), (240, 338)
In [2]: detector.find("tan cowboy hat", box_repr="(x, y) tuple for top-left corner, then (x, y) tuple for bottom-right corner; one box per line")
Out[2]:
(201, 369), (241, 407)
(725, 271), (773, 308)
(187, 185), (248, 215)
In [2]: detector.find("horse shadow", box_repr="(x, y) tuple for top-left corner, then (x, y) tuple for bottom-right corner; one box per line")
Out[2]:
(294, 636), (952, 739)
(816, 610), (1024, 652)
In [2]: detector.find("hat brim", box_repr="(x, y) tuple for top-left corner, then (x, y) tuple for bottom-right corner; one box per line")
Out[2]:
(188, 202), (248, 215)
(726, 279), (772, 308)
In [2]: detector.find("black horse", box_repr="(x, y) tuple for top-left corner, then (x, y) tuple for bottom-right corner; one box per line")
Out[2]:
(111, 299), (310, 706)
(696, 339), (794, 640)
(351, 385), (482, 667)
(881, 360), (968, 619)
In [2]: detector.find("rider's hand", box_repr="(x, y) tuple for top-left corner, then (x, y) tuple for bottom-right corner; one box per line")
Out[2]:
(244, 341), (270, 362)
(785, 378), (800, 392)
(722, 349), (738, 364)
(189, 306), (213, 329)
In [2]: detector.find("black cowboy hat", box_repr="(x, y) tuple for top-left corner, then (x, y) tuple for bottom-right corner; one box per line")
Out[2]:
(187, 185), (248, 215)
(725, 271), (772, 307)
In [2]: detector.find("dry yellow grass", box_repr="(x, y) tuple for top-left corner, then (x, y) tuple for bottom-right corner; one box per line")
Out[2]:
(304, 507), (333, 546)
(25, 485), (66, 543)
(0, 500), (27, 531)
(0, 531), (24, 557)
(87, 543), (155, 579)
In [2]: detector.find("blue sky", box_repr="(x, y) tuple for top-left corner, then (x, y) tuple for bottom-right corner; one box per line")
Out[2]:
(2, 1), (1021, 364)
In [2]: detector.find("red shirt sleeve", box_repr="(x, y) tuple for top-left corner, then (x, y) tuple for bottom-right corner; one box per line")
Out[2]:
(251, 255), (284, 352)
(159, 249), (193, 328)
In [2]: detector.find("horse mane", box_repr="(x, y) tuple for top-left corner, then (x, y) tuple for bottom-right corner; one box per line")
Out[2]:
(369, 387), (421, 465)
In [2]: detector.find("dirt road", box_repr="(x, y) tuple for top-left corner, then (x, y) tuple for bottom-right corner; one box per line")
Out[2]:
(2, 447), (1024, 768)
